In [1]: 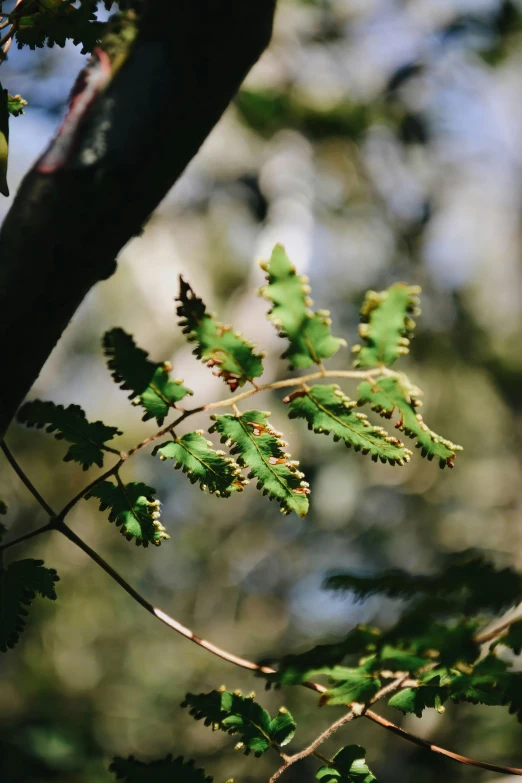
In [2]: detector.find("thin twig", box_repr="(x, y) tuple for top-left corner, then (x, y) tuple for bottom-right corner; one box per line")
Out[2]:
(0, 521), (56, 552)
(476, 616), (522, 645)
(364, 710), (522, 776)
(1, 440), (55, 517)
(57, 460), (124, 521)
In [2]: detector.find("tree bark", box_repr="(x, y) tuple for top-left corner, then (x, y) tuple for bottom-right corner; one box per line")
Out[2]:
(0, 0), (277, 438)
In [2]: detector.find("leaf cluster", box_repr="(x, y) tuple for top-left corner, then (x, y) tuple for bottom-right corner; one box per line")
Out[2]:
(0, 559), (59, 651)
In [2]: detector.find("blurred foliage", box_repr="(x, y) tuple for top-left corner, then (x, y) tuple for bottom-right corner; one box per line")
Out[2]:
(3, 0), (522, 782)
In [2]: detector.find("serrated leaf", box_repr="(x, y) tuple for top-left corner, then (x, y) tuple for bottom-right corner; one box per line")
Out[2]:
(260, 245), (345, 369)
(264, 627), (381, 686)
(316, 746), (377, 783)
(177, 278), (264, 391)
(181, 690), (296, 756)
(17, 400), (122, 470)
(358, 376), (462, 468)
(0, 559), (59, 652)
(388, 683), (447, 718)
(352, 284), (421, 368)
(153, 432), (248, 498)
(285, 385), (411, 465)
(210, 410), (309, 517)
(15, 1), (103, 54)
(86, 481), (168, 547)
(325, 552), (522, 614)
(110, 754), (213, 783)
(104, 328), (193, 425)
(320, 665), (381, 707)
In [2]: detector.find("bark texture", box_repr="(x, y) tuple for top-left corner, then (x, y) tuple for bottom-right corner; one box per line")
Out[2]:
(0, 0), (277, 438)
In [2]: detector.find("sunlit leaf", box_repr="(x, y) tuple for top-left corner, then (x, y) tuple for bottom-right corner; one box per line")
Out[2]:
(17, 400), (122, 470)
(0, 559), (59, 652)
(316, 745), (378, 783)
(285, 385), (411, 465)
(320, 663), (381, 707)
(352, 284), (421, 368)
(153, 432), (248, 498)
(260, 245), (345, 369)
(86, 480), (169, 547)
(210, 410), (309, 517)
(358, 376), (462, 468)
(177, 278), (264, 391)
(181, 689), (296, 756)
(104, 328), (192, 425)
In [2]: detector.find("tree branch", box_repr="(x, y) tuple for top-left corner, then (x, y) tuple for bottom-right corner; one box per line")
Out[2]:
(0, 0), (277, 438)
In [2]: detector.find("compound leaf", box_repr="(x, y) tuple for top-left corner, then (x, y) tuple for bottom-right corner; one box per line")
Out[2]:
(110, 755), (213, 783)
(388, 680), (447, 718)
(177, 278), (264, 391)
(153, 432), (248, 498)
(0, 559), (59, 652)
(285, 385), (411, 465)
(182, 689), (295, 756)
(316, 745), (377, 783)
(260, 245), (345, 369)
(210, 410), (309, 517)
(15, 1), (103, 53)
(352, 284), (421, 368)
(17, 400), (121, 470)
(86, 480), (169, 547)
(358, 376), (462, 468)
(104, 328), (192, 425)
(320, 664), (381, 707)
(325, 553), (522, 614)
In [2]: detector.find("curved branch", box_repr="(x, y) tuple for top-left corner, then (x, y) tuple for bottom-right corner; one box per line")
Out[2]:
(0, 0), (277, 437)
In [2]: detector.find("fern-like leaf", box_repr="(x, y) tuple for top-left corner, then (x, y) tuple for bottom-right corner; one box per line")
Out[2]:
(319, 663), (381, 707)
(110, 754), (213, 783)
(316, 745), (378, 782)
(260, 245), (345, 369)
(357, 376), (462, 468)
(352, 284), (421, 367)
(177, 278), (264, 391)
(210, 410), (309, 517)
(325, 552), (522, 614)
(0, 559), (59, 652)
(14, 1), (103, 54)
(17, 400), (121, 470)
(104, 328), (193, 425)
(181, 689), (296, 756)
(153, 432), (248, 498)
(85, 481), (169, 547)
(285, 385), (411, 465)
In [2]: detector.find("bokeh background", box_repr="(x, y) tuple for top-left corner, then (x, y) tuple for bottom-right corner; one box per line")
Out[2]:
(2, 0), (522, 781)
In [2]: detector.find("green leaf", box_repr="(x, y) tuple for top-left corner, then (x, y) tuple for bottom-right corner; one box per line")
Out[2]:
(320, 664), (381, 707)
(177, 277), (264, 391)
(153, 432), (248, 498)
(388, 682), (447, 718)
(85, 480), (169, 547)
(264, 626), (381, 686)
(181, 689), (296, 756)
(104, 328), (193, 425)
(0, 84), (9, 197)
(110, 754), (213, 783)
(15, 1), (103, 53)
(0, 559), (59, 652)
(7, 93), (28, 117)
(210, 410), (309, 517)
(285, 385), (411, 465)
(325, 553), (522, 614)
(260, 245), (345, 369)
(352, 284), (421, 368)
(357, 376), (462, 468)
(17, 400), (122, 471)
(316, 746), (377, 783)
